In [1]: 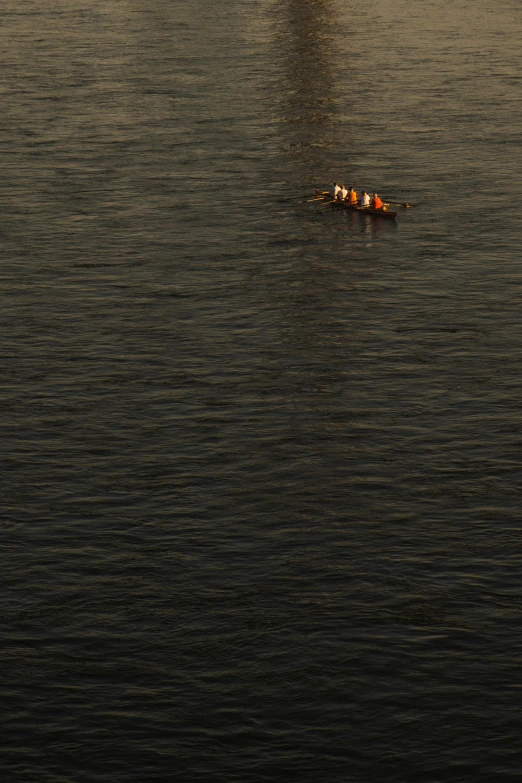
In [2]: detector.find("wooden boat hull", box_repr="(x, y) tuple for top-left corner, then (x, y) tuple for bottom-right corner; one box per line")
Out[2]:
(330, 199), (397, 219)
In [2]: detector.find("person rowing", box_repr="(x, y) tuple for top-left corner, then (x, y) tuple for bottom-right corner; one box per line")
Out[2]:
(359, 191), (370, 208)
(333, 182), (341, 200)
(370, 193), (384, 210)
(340, 184), (348, 201)
(347, 186), (358, 206)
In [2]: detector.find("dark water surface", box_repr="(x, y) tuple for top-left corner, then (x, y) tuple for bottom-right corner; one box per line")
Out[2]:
(2, 1), (522, 780)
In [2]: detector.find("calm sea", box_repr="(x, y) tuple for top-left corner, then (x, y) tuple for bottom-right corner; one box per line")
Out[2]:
(2, 1), (522, 781)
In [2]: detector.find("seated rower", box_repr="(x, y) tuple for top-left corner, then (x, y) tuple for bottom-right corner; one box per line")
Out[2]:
(340, 184), (348, 201)
(359, 191), (370, 208)
(348, 186), (358, 206)
(370, 193), (383, 209)
(333, 182), (341, 200)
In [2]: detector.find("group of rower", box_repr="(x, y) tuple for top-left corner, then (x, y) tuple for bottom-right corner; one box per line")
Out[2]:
(332, 183), (383, 210)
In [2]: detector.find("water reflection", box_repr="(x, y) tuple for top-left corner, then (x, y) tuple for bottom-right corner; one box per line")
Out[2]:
(339, 208), (398, 241)
(263, 0), (395, 351)
(270, 0), (341, 184)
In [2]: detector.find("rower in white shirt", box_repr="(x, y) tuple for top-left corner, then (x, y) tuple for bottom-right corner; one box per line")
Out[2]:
(340, 185), (348, 201)
(333, 182), (341, 200)
(359, 191), (370, 208)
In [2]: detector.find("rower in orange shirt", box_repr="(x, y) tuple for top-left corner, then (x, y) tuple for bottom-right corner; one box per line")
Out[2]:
(348, 186), (358, 206)
(370, 193), (383, 209)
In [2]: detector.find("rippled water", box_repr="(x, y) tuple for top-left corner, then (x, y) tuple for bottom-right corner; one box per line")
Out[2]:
(2, 1), (522, 781)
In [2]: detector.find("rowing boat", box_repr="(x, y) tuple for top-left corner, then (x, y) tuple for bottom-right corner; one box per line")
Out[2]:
(335, 201), (397, 219)
(317, 193), (397, 219)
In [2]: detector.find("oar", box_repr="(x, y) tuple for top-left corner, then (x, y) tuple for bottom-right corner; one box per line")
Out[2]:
(301, 190), (331, 202)
(384, 200), (414, 208)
